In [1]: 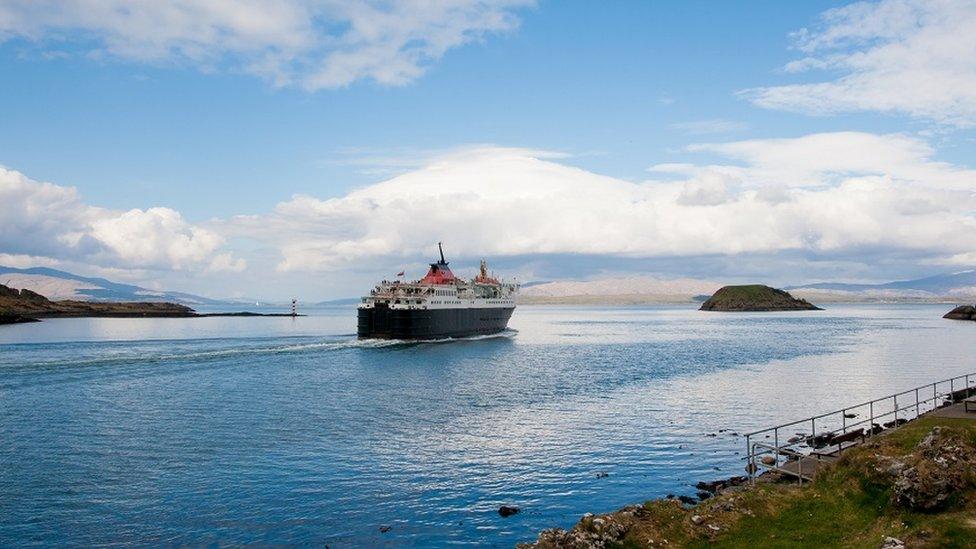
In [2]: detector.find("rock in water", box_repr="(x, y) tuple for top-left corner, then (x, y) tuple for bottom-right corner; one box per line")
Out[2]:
(498, 505), (520, 517)
(943, 305), (976, 321)
(699, 285), (822, 312)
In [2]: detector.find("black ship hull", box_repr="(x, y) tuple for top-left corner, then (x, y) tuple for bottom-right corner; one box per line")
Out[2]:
(358, 304), (514, 339)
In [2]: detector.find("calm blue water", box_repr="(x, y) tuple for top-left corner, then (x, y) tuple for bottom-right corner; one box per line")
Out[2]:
(1, 304), (974, 546)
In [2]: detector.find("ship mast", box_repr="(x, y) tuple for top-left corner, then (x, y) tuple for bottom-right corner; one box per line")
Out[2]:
(438, 242), (447, 265)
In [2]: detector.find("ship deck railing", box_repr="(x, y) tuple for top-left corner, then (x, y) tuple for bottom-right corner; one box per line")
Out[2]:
(743, 371), (976, 485)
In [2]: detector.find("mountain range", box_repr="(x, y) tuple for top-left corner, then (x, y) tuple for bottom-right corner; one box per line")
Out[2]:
(0, 266), (234, 305)
(520, 276), (722, 304)
(787, 270), (976, 300)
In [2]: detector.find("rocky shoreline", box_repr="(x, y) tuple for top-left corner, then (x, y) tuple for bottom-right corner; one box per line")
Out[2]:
(0, 313), (41, 325)
(517, 409), (976, 548)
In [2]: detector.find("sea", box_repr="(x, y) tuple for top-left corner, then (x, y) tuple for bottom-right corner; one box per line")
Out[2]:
(1, 303), (974, 547)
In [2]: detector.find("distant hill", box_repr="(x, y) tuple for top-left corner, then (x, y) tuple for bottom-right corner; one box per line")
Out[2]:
(0, 266), (232, 305)
(788, 270), (976, 300)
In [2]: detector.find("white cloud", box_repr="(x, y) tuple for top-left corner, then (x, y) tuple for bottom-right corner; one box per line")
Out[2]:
(89, 207), (224, 269)
(0, 166), (236, 271)
(0, 0), (533, 90)
(741, 0), (976, 126)
(220, 136), (976, 273)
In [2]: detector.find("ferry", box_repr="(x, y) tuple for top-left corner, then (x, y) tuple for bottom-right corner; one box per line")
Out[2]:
(357, 243), (518, 339)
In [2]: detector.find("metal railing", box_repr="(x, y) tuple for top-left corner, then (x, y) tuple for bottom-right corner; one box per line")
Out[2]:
(744, 372), (976, 484)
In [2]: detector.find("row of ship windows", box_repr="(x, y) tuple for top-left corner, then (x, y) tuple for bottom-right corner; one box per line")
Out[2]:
(383, 298), (513, 304)
(385, 300), (513, 305)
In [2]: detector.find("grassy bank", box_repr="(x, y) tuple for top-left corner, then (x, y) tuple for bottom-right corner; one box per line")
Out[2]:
(521, 416), (976, 548)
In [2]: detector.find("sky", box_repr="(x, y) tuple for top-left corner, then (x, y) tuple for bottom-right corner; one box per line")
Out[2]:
(1, 0), (975, 300)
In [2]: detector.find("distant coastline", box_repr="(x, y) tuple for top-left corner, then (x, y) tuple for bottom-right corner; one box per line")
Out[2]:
(518, 293), (966, 306)
(0, 284), (299, 324)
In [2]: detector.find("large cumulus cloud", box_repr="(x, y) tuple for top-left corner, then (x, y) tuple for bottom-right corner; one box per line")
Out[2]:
(220, 133), (976, 273)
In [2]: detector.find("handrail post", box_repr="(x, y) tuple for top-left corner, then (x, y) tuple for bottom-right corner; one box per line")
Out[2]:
(916, 388), (920, 418)
(894, 394), (898, 424)
(951, 378), (955, 402)
(869, 401), (874, 436)
(842, 409), (846, 433)
(745, 434), (752, 484)
(774, 428), (779, 470)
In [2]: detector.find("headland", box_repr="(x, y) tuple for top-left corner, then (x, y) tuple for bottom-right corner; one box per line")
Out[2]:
(520, 395), (976, 548)
(0, 284), (297, 324)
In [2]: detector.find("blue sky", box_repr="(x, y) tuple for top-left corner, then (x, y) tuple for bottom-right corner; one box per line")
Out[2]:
(1, 0), (975, 300)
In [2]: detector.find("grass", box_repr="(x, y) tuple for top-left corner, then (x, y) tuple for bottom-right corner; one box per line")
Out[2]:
(611, 416), (976, 548)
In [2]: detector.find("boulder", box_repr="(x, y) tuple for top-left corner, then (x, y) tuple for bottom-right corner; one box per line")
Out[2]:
(881, 536), (905, 549)
(498, 505), (520, 518)
(695, 476), (747, 495)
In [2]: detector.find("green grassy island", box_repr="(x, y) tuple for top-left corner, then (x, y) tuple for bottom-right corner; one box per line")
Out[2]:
(700, 285), (822, 312)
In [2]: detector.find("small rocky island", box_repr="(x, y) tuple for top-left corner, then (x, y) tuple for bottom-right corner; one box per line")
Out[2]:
(0, 284), (295, 324)
(943, 305), (976, 321)
(699, 284), (822, 312)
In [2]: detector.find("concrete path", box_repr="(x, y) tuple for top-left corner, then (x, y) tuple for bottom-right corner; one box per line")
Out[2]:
(929, 402), (976, 420)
